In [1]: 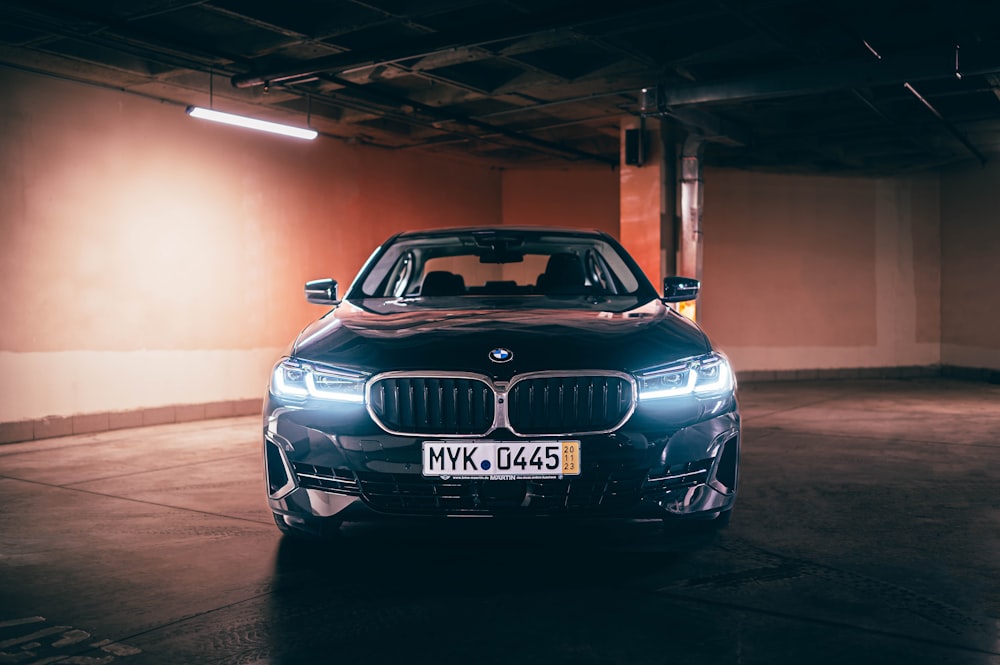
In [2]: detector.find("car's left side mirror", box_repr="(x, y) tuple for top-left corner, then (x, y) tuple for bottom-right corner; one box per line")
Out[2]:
(663, 276), (700, 302)
(305, 278), (339, 305)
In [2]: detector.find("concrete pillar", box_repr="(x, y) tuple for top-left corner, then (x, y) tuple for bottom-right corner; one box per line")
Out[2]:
(619, 117), (678, 292)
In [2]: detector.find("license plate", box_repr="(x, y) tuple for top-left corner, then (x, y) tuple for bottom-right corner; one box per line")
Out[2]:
(422, 440), (580, 478)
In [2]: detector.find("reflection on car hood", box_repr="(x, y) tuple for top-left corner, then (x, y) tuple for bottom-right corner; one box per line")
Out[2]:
(292, 297), (710, 376)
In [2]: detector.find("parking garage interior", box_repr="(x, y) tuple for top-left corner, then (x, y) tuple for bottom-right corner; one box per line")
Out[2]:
(0, 1), (998, 663)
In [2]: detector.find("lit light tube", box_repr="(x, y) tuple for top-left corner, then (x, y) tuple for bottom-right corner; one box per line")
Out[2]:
(186, 106), (318, 140)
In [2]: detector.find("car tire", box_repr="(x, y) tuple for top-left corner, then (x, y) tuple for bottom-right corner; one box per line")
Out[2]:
(272, 512), (342, 540)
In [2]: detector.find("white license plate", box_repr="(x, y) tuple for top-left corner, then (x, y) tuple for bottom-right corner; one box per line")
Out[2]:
(422, 440), (580, 478)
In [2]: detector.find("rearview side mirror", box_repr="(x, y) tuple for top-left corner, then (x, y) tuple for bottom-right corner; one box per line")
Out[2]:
(305, 278), (339, 305)
(663, 276), (699, 303)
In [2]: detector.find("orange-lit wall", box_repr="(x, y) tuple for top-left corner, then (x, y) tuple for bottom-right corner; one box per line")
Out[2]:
(700, 170), (942, 373)
(0, 68), (502, 422)
(500, 167), (619, 234)
(505, 165), (948, 377)
(940, 160), (1000, 370)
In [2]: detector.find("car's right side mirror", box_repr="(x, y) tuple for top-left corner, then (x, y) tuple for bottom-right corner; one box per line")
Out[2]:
(305, 278), (339, 305)
(663, 276), (700, 302)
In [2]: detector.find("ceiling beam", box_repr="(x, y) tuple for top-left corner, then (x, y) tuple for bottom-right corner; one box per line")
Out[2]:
(230, 2), (681, 88)
(902, 82), (987, 165)
(716, 0), (971, 166)
(655, 43), (1000, 106)
(0, 2), (234, 71)
(988, 74), (1000, 103)
(317, 74), (617, 165)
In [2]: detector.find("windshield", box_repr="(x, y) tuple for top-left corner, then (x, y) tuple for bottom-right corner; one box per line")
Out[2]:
(347, 229), (657, 311)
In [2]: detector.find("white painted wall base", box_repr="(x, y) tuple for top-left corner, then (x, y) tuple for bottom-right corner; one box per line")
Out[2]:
(723, 343), (941, 374)
(0, 348), (283, 422)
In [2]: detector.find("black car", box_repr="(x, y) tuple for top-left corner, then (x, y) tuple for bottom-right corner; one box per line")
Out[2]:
(264, 227), (739, 537)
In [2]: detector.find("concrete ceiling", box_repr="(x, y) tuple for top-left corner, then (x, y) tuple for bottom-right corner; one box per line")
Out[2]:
(2, 0), (1000, 173)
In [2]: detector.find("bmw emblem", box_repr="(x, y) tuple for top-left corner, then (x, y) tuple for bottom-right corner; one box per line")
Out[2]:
(489, 347), (513, 363)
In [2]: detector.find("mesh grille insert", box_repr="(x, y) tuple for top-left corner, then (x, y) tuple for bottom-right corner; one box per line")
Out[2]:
(508, 375), (633, 435)
(368, 376), (495, 435)
(355, 469), (646, 514)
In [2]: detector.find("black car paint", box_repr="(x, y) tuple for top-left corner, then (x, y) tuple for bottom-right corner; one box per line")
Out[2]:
(264, 227), (739, 535)
(292, 302), (710, 376)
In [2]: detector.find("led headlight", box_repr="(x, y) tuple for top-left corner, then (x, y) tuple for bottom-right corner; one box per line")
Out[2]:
(637, 352), (734, 400)
(271, 359), (366, 403)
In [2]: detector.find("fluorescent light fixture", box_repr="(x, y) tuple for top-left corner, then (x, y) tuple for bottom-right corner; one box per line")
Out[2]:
(186, 106), (318, 140)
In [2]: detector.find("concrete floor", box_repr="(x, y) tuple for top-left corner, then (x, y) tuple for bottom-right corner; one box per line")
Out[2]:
(0, 377), (998, 664)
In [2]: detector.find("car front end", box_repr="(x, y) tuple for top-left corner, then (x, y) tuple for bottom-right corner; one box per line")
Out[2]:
(263, 228), (739, 537)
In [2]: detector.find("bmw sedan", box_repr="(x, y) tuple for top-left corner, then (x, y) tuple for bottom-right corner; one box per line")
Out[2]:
(264, 227), (739, 537)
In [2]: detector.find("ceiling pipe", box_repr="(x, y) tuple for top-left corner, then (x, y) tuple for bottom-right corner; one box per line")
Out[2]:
(640, 86), (752, 148)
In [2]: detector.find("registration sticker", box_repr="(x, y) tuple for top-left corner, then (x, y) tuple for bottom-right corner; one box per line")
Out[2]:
(561, 440), (579, 475)
(422, 440), (581, 478)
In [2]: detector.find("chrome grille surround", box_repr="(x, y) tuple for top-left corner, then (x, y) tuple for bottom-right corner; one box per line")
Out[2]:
(366, 370), (637, 438)
(292, 463), (362, 495)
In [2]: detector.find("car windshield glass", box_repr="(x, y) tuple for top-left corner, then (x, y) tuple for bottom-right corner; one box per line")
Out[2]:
(351, 230), (653, 310)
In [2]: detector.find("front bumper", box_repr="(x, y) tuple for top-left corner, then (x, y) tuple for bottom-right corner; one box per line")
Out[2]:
(264, 406), (739, 523)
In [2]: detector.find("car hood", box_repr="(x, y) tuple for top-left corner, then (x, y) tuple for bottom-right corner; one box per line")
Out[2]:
(291, 297), (710, 377)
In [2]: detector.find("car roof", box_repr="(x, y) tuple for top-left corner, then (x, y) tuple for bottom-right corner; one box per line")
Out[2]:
(393, 226), (608, 239)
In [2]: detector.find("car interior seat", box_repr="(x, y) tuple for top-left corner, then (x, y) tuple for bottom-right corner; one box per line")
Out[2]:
(420, 270), (466, 296)
(536, 253), (587, 293)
